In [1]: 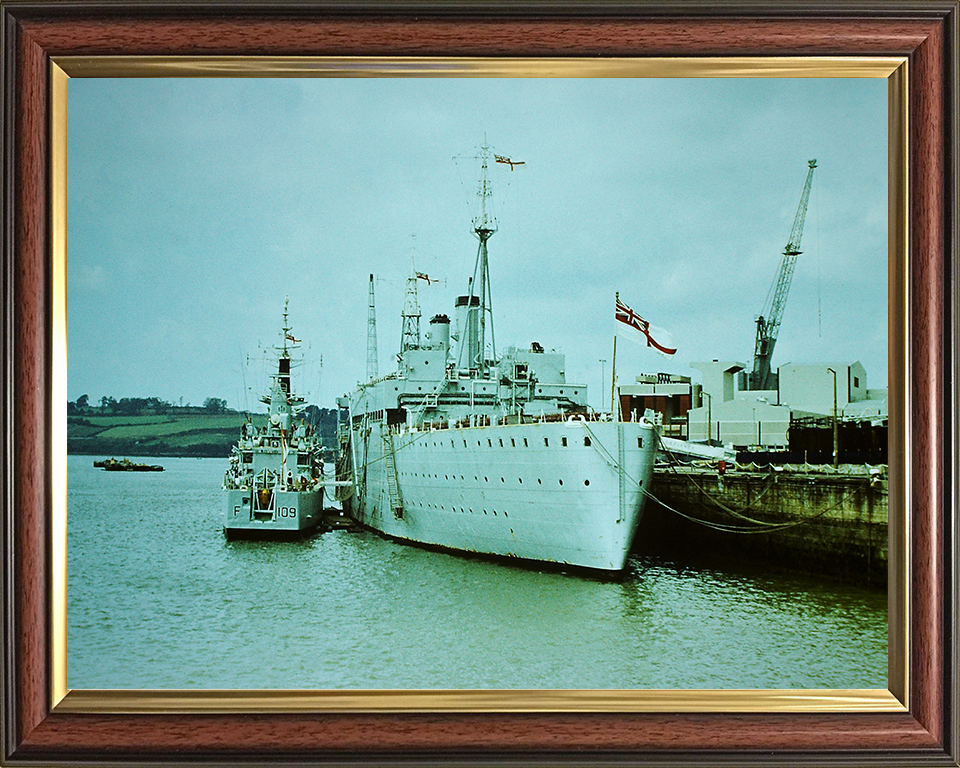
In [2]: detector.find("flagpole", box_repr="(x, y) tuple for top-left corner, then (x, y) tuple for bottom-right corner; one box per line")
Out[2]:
(611, 292), (618, 419)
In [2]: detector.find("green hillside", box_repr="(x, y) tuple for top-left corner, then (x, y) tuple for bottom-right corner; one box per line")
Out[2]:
(67, 413), (250, 458)
(67, 409), (338, 458)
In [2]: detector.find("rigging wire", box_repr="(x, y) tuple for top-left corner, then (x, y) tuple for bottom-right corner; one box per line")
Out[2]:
(816, 172), (822, 337)
(238, 346), (249, 415)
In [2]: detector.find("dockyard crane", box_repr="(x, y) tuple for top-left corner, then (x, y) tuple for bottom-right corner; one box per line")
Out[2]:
(744, 159), (818, 391)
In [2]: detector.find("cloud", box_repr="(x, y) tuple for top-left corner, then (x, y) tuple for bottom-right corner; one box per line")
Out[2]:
(67, 77), (889, 406)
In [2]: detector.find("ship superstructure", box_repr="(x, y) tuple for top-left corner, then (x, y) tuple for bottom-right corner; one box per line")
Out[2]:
(338, 146), (658, 571)
(223, 302), (325, 538)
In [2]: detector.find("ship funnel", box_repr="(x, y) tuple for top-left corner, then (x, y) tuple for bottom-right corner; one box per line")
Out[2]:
(455, 295), (481, 370)
(429, 314), (451, 353)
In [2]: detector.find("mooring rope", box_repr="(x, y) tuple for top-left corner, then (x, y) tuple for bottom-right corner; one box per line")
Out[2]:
(641, 480), (876, 534)
(657, 437), (784, 526)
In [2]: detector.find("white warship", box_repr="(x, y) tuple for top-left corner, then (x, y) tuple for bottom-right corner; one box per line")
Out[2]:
(223, 303), (325, 538)
(337, 146), (658, 571)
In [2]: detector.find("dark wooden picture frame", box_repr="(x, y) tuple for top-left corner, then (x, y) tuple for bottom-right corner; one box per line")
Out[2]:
(2, 3), (957, 765)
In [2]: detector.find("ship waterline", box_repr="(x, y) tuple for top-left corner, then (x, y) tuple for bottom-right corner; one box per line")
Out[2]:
(348, 417), (657, 571)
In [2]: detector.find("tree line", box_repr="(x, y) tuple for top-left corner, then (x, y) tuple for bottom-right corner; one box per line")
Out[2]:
(68, 394), (231, 416)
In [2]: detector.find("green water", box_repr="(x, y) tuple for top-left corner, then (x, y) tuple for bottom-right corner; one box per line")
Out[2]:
(67, 456), (887, 689)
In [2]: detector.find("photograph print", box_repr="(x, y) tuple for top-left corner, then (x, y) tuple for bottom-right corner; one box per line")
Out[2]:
(66, 74), (888, 691)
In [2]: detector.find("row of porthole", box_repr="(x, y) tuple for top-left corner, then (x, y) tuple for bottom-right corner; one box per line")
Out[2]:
(419, 436), (592, 449)
(417, 435), (645, 450)
(402, 471), (590, 487)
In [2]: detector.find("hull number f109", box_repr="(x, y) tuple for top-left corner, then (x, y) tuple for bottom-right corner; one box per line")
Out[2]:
(232, 506), (297, 518)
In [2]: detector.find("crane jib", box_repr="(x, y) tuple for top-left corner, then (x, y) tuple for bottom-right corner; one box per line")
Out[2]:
(747, 159), (818, 392)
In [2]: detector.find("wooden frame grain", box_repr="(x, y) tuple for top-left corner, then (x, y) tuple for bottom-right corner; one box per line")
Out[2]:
(2, 2), (957, 765)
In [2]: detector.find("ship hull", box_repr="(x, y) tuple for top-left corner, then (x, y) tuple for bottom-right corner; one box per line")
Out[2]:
(224, 488), (323, 539)
(345, 418), (656, 571)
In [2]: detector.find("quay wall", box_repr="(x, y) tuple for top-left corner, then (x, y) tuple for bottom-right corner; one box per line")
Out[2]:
(636, 467), (888, 587)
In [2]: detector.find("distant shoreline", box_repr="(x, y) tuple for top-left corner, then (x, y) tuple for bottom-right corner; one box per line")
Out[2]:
(66, 409), (338, 460)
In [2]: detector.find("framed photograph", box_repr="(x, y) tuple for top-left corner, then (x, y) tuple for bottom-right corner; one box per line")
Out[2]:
(2, 2), (957, 766)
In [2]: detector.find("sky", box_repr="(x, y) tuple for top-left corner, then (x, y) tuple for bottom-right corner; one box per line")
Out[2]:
(67, 76), (888, 413)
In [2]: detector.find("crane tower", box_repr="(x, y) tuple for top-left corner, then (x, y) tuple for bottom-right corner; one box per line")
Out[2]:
(743, 159), (818, 392)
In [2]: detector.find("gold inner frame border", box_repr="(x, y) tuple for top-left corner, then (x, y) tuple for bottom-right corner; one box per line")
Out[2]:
(49, 55), (909, 715)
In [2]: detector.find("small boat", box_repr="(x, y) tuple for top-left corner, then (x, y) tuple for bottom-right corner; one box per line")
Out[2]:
(97, 458), (164, 472)
(222, 302), (328, 539)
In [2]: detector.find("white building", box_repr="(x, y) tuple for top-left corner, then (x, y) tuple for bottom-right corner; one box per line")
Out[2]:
(686, 361), (792, 449)
(778, 361), (867, 416)
(685, 359), (887, 451)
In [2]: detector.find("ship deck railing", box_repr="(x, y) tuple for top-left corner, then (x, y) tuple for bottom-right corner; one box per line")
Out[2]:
(403, 411), (632, 434)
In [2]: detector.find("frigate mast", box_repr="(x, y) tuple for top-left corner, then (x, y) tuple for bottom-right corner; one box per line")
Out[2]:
(278, 297), (294, 395)
(462, 140), (497, 376)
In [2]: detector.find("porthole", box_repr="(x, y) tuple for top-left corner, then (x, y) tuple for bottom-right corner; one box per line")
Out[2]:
(584, 436), (591, 446)
(544, 437), (549, 447)
(638, 437), (644, 448)
(504, 512), (509, 518)
(487, 439), (492, 447)
(584, 480), (590, 486)
(561, 437), (568, 447)
(523, 438), (528, 447)
(518, 478), (523, 484)
(499, 438), (503, 447)
(559, 479), (564, 486)
(500, 477), (505, 483)
(511, 438), (516, 447)
(537, 479), (542, 484)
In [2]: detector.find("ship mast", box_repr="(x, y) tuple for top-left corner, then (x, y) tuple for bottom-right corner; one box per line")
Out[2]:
(278, 297), (292, 395)
(366, 274), (379, 380)
(399, 260), (422, 355)
(462, 139), (497, 376)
